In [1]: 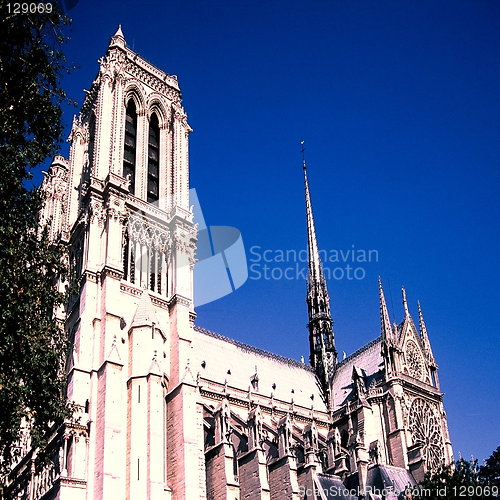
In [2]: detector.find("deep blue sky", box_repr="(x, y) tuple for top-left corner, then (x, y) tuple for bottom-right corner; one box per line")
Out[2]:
(55, 0), (499, 462)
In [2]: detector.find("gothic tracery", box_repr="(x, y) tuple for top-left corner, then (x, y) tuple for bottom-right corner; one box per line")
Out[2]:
(405, 340), (425, 381)
(409, 398), (445, 471)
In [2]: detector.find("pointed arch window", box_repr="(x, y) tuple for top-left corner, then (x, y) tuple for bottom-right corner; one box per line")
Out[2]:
(123, 99), (137, 195)
(147, 113), (160, 203)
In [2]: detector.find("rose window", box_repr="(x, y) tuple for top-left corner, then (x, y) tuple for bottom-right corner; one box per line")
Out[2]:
(409, 398), (444, 471)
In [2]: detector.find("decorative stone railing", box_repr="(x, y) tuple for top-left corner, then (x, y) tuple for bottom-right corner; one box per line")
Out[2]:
(32, 461), (59, 498)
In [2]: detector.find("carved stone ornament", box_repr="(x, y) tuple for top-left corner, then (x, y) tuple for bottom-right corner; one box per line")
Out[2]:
(106, 197), (128, 224)
(128, 215), (171, 253)
(99, 49), (127, 85)
(124, 60), (181, 105)
(89, 199), (105, 227)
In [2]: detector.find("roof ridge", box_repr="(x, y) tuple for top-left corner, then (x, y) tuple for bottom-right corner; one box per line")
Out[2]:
(193, 325), (314, 372)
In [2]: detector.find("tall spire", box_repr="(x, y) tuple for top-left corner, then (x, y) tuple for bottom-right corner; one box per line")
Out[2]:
(302, 142), (337, 399)
(303, 144), (323, 284)
(378, 277), (393, 342)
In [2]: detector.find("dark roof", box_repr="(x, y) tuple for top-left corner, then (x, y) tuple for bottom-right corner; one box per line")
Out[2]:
(331, 337), (384, 410)
(317, 474), (358, 499)
(336, 337), (381, 368)
(345, 464), (416, 499)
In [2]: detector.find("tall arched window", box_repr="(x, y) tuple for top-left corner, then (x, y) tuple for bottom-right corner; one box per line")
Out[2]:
(123, 99), (137, 195)
(86, 113), (95, 177)
(147, 113), (160, 203)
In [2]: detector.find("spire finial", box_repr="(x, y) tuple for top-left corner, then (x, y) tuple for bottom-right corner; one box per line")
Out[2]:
(301, 140), (306, 170)
(115, 24), (124, 38)
(402, 287), (410, 318)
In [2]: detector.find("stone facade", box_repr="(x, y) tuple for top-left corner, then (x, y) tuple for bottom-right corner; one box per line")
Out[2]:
(6, 27), (452, 500)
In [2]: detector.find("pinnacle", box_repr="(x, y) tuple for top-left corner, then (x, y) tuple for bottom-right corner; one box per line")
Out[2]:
(114, 24), (124, 39)
(109, 25), (126, 48)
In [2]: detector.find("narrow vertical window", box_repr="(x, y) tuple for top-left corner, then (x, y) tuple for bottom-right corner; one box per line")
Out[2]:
(130, 241), (135, 284)
(150, 248), (156, 291)
(430, 368), (437, 388)
(147, 113), (160, 203)
(123, 231), (129, 281)
(87, 114), (95, 175)
(123, 100), (137, 195)
(156, 252), (162, 294)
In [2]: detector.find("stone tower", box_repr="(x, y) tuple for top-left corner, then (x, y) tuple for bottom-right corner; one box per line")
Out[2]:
(10, 27), (202, 499)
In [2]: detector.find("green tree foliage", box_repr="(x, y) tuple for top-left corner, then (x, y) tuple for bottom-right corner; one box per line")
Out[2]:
(480, 446), (500, 488)
(416, 455), (500, 499)
(0, 0), (71, 474)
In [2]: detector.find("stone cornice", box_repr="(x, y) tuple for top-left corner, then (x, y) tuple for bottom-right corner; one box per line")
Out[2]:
(397, 373), (442, 397)
(100, 265), (124, 281)
(169, 294), (192, 307)
(119, 283), (170, 309)
(59, 476), (87, 487)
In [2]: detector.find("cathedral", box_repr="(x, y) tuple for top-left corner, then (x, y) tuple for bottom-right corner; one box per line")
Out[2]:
(7, 28), (453, 500)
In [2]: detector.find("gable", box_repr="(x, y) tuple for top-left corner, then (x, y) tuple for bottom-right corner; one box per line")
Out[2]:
(398, 319), (430, 384)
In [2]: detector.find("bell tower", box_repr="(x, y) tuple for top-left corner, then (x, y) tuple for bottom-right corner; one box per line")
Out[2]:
(35, 27), (203, 500)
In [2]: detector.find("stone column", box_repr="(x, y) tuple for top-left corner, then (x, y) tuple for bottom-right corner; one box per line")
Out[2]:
(268, 415), (300, 500)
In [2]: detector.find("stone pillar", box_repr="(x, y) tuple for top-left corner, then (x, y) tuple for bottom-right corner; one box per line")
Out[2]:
(95, 73), (113, 180)
(355, 431), (369, 496)
(94, 356), (126, 499)
(204, 400), (239, 500)
(166, 361), (206, 499)
(238, 407), (270, 500)
(268, 415), (300, 500)
(298, 421), (323, 500)
(391, 387), (409, 469)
